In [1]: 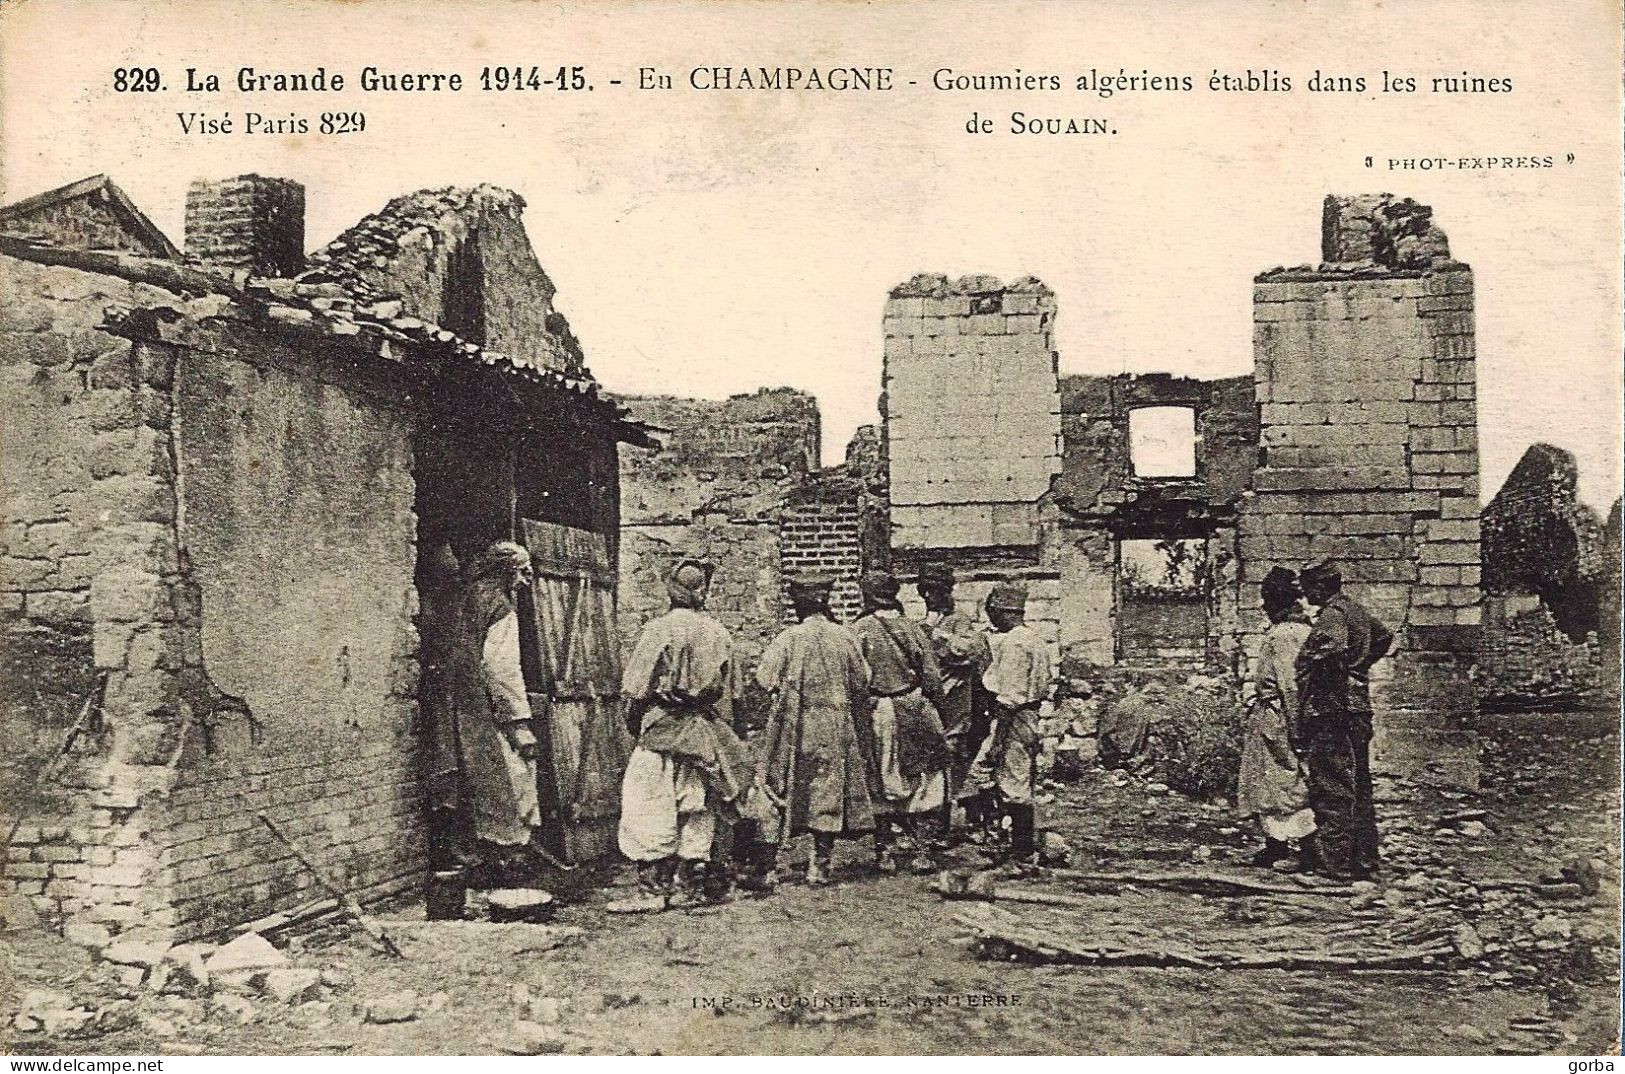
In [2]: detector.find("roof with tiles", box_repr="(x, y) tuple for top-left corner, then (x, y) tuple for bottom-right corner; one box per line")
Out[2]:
(0, 177), (634, 418)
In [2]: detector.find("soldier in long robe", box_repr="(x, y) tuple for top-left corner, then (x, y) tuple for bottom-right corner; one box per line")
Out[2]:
(1237, 567), (1316, 869)
(618, 560), (755, 904)
(1295, 561), (1395, 880)
(756, 574), (876, 885)
(915, 563), (992, 845)
(958, 582), (1053, 861)
(851, 571), (949, 873)
(454, 541), (543, 880)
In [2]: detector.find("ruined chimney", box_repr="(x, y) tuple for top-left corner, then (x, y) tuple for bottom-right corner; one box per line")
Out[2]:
(184, 174), (305, 277)
(1321, 193), (1451, 270)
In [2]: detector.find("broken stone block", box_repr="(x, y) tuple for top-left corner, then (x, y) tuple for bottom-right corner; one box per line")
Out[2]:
(210, 994), (257, 1026)
(205, 931), (287, 974)
(162, 944), (213, 994)
(260, 968), (322, 1005)
(1454, 924), (1486, 960)
(1531, 914), (1572, 939)
(362, 991), (420, 1024)
(140, 1015), (178, 1038)
(103, 937), (171, 969)
(41, 1006), (98, 1037)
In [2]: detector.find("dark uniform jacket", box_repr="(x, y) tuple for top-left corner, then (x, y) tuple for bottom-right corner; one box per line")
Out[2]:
(1295, 593), (1394, 735)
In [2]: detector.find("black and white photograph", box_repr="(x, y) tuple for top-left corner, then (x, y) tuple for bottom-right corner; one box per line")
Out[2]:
(0, 0), (1620, 1060)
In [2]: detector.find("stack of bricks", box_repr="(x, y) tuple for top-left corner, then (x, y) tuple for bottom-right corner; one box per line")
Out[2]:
(184, 175), (306, 278)
(1241, 194), (1481, 786)
(883, 274), (1062, 552)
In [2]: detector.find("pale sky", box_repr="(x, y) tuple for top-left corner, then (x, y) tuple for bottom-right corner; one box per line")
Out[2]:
(3, 0), (1620, 509)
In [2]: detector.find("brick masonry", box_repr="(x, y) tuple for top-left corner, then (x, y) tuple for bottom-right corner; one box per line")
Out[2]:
(1, 253), (425, 940)
(185, 175), (306, 278)
(616, 390), (887, 714)
(3, 174), (626, 942)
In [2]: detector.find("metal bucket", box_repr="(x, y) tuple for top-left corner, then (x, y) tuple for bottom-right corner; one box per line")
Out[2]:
(425, 868), (467, 921)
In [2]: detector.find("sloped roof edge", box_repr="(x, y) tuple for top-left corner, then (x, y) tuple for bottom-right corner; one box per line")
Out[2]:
(0, 173), (182, 260)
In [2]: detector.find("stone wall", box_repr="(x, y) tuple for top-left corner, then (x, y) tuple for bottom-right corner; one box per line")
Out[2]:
(307, 186), (585, 376)
(2, 255), (193, 940)
(1055, 373), (1257, 524)
(1478, 594), (1601, 710)
(884, 274), (1062, 552)
(1482, 443), (1604, 639)
(616, 389), (819, 659)
(1243, 194), (1481, 786)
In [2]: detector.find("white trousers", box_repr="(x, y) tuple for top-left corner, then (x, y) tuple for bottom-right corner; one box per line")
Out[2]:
(617, 746), (715, 862)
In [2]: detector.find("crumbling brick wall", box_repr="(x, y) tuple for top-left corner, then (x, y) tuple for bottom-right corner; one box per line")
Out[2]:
(161, 336), (421, 932)
(1052, 372), (1255, 673)
(1478, 443), (1608, 707)
(2, 253), (425, 941)
(779, 478), (867, 623)
(1482, 443), (1604, 638)
(306, 185), (585, 376)
(616, 389), (820, 685)
(1243, 193), (1482, 786)
(1478, 594), (1600, 709)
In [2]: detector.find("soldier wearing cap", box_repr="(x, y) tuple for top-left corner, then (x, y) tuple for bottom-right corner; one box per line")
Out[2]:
(915, 563), (993, 843)
(1295, 560), (1395, 880)
(755, 574), (878, 885)
(851, 570), (949, 873)
(957, 580), (1054, 861)
(618, 558), (756, 906)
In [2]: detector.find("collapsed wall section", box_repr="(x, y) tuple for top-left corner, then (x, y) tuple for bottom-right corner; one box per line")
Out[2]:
(1243, 194), (1481, 786)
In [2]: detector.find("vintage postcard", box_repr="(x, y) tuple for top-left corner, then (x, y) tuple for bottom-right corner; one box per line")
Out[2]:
(0, 0), (1620, 1060)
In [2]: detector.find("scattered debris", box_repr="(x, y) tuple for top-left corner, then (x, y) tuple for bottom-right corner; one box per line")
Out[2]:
(504, 1020), (565, 1054)
(259, 968), (322, 1005)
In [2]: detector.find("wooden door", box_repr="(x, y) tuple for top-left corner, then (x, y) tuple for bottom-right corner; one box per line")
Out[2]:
(519, 519), (631, 862)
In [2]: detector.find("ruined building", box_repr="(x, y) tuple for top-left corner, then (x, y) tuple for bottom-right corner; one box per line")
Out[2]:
(1479, 443), (1611, 708)
(615, 389), (886, 720)
(1, 174), (647, 941)
(882, 194), (1484, 785)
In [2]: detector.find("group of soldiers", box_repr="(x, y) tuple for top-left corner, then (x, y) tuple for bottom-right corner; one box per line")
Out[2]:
(614, 560), (1053, 906)
(422, 537), (1396, 905)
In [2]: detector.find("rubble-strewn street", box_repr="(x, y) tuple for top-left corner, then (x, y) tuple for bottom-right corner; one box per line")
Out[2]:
(7, 711), (1617, 1056)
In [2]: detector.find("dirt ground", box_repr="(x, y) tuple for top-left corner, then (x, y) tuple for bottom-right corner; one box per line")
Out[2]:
(6, 710), (1621, 1056)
